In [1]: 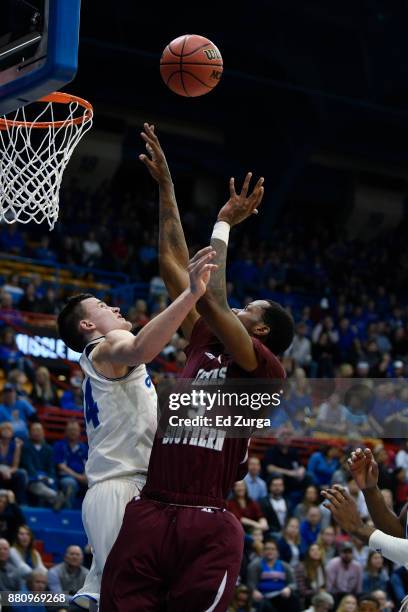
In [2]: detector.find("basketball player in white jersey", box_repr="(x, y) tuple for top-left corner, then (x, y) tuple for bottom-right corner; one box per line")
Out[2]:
(57, 251), (217, 610)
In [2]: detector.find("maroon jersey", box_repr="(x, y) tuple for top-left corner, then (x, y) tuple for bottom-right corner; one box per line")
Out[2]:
(142, 317), (285, 508)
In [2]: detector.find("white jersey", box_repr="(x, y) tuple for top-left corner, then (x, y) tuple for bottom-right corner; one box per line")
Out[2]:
(80, 337), (157, 487)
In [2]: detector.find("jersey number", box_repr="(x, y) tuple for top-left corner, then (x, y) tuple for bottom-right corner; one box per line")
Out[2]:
(85, 379), (100, 428)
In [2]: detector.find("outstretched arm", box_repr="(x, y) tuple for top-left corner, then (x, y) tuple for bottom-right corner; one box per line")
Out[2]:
(94, 249), (217, 367)
(323, 485), (408, 565)
(196, 173), (265, 371)
(140, 123), (198, 339)
(348, 447), (406, 537)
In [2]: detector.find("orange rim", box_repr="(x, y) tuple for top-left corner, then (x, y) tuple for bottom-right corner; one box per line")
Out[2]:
(0, 92), (93, 130)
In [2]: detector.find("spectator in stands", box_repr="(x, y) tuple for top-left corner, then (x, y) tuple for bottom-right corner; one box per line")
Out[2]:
(362, 551), (388, 593)
(307, 446), (340, 488)
(358, 594), (381, 611)
(259, 476), (290, 537)
(393, 466), (408, 513)
(325, 542), (363, 603)
(372, 445), (395, 491)
(127, 299), (150, 328)
(0, 383), (36, 440)
(277, 517), (300, 568)
(389, 566), (408, 608)
(39, 287), (60, 315)
(31, 367), (59, 407)
(0, 225), (25, 255)
(0, 489), (25, 543)
(311, 332), (337, 378)
(34, 236), (56, 262)
(82, 231), (102, 267)
(247, 538), (300, 611)
(371, 589), (393, 612)
(7, 369), (30, 401)
(53, 420), (87, 509)
(294, 486), (321, 523)
(48, 545), (89, 596)
(244, 457), (268, 502)
(303, 591), (334, 612)
(294, 543), (326, 609)
(18, 283), (41, 313)
(3, 273), (24, 304)
(263, 430), (310, 503)
(396, 440), (408, 480)
(59, 372), (83, 411)
(287, 322), (313, 371)
(227, 584), (252, 612)
(20, 423), (64, 510)
(227, 481), (268, 533)
(350, 535), (369, 568)
(23, 570), (55, 612)
(0, 327), (29, 375)
(316, 526), (338, 564)
(0, 537), (23, 591)
(316, 393), (347, 434)
(0, 422), (26, 503)
(9, 524), (47, 578)
(335, 594), (358, 612)
(300, 507), (322, 556)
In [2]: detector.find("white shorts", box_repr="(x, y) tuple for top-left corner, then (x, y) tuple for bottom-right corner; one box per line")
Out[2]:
(71, 476), (145, 610)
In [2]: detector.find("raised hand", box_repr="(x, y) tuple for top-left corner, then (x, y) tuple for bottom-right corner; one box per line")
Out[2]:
(322, 485), (364, 534)
(348, 447), (379, 491)
(139, 123), (172, 185)
(217, 172), (264, 227)
(187, 246), (218, 298)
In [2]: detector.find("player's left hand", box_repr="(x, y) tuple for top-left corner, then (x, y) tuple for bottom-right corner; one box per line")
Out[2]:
(322, 485), (363, 533)
(139, 123), (172, 186)
(187, 246), (218, 298)
(217, 172), (264, 227)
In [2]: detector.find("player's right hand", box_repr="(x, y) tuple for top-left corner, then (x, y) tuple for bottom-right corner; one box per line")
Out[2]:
(139, 123), (172, 185)
(217, 172), (264, 227)
(187, 246), (218, 298)
(348, 447), (379, 490)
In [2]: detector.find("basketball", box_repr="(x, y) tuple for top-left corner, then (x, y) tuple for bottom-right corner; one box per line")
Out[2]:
(160, 34), (223, 97)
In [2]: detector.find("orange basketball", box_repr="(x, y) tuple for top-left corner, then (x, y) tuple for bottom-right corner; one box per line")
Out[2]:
(160, 34), (223, 97)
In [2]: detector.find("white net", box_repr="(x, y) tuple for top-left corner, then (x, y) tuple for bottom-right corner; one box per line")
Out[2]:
(0, 93), (93, 230)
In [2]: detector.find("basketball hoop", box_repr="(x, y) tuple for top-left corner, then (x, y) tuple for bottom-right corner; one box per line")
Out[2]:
(0, 92), (94, 230)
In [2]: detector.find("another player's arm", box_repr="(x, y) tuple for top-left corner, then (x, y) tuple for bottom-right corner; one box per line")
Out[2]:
(349, 447), (405, 537)
(323, 486), (408, 565)
(140, 123), (198, 339)
(196, 173), (264, 372)
(93, 249), (217, 368)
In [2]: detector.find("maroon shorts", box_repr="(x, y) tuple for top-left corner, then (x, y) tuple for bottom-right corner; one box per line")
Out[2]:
(99, 497), (244, 612)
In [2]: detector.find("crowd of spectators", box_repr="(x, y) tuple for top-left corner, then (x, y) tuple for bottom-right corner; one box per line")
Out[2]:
(226, 444), (404, 611)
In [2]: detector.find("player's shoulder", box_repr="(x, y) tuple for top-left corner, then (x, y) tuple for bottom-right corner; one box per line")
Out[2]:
(250, 336), (285, 378)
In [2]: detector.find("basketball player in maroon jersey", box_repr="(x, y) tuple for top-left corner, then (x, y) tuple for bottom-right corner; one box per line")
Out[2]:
(99, 125), (294, 612)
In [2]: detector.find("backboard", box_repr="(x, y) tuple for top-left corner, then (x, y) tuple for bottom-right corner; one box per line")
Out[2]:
(0, 0), (81, 114)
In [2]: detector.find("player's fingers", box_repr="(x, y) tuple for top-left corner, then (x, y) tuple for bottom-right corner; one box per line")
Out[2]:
(139, 154), (154, 170)
(321, 490), (342, 507)
(332, 485), (349, 500)
(189, 246), (214, 265)
(251, 185), (264, 211)
(240, 172), (252, 198)
(141, 131), (163, 157)
(146, 143), (156, 161)
(144, 122), (158, 140)
(188, 251), (216, 273)
(229, 177), (236, 198)
(199, 263), (218, 277)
